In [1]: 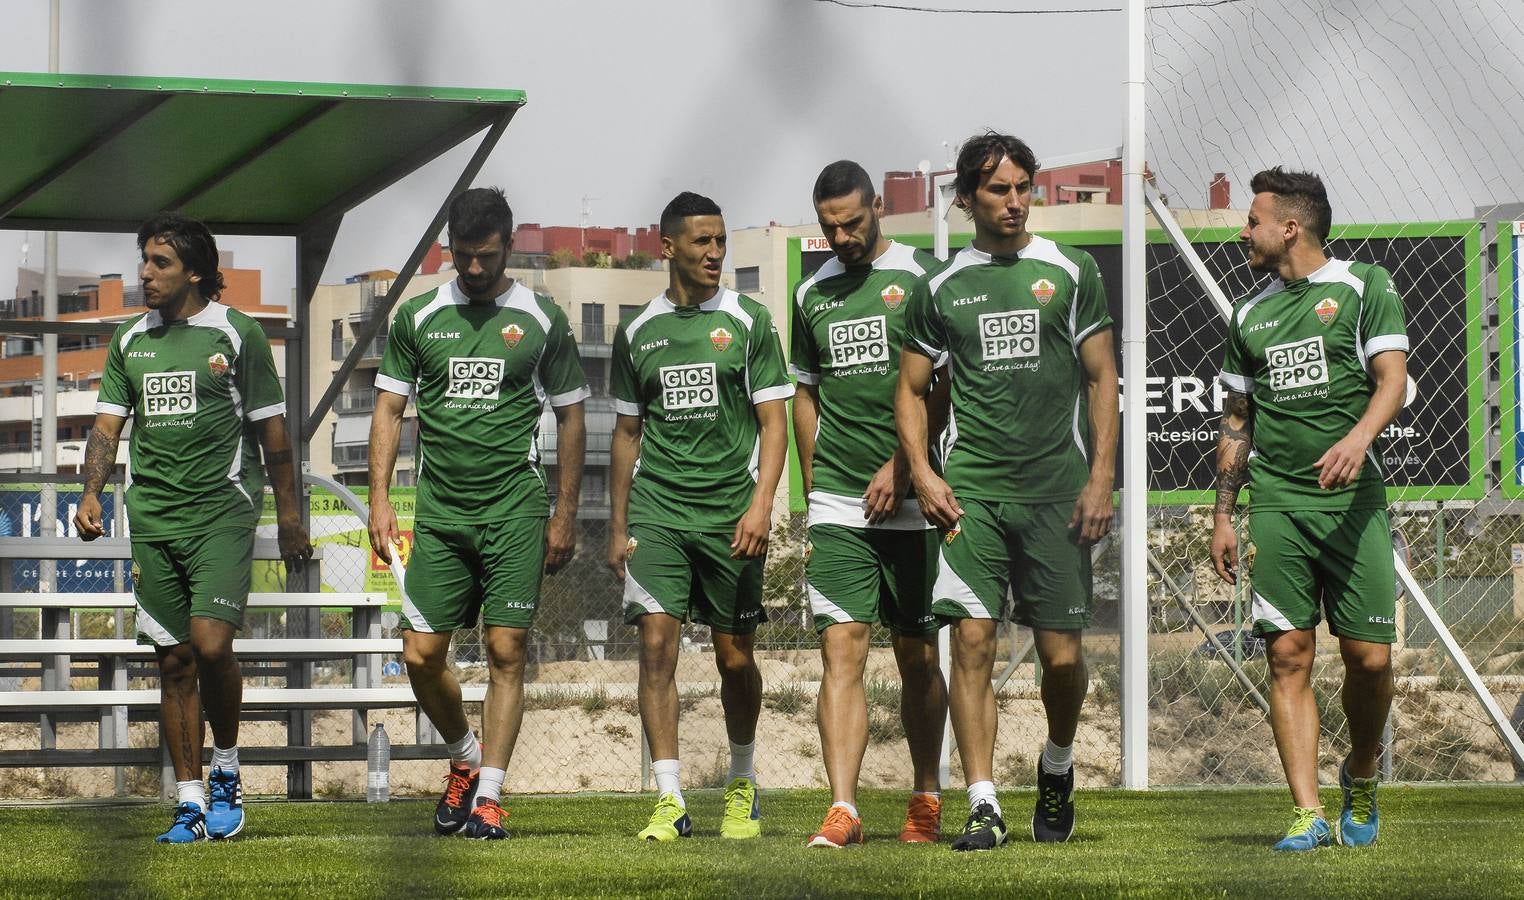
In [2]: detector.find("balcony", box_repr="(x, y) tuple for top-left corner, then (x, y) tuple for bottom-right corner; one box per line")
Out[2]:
(334, 389), (375, 415)
(333, 438), (413, 470)
(330, 334), (387, 365)
(577, 322), (617, 359)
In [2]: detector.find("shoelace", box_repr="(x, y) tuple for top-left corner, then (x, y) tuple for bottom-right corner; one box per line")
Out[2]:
(208, 772), (237, 805)
(1039, 784), (1065, 820)
(442, 768), (473, 808)
(725, 782), (753, 817)
(821, 806), (856, 835)
(1287, 807), (1321, 837)
(1349, 781), (1375, 824)
(650, 796), (685, 824)
(172, 804), (202, 827)
(474, 802), (504, 828)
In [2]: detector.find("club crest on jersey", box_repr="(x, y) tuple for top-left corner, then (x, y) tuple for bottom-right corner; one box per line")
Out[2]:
(710, 327), (733, 352)
(1315, 297), (1339, 325)
(501, 323), (524, 349)
(207, 352), (229, 378)
(944, 524), (961, 545)
(1031, 278), (1057, 306)
(881, 284), (905, 310)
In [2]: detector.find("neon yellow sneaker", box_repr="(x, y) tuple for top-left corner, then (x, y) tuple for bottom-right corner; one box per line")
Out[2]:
(637, 793), (692, 842)
(720, 777), (761, 839)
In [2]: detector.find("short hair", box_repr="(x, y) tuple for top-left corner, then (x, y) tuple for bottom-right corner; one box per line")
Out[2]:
(812, 160), (877, 206)
(137, 212), (224, 301)
(954, 131), (1039, 200)
(1249, 167), (1332, 242)
(659, 191), (723, 237)
(448, 186), (514, 244)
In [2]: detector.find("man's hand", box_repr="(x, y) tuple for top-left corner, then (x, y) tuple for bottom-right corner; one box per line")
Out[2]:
(368, 496), (401, 563)
(278, 514), (314, 571)
(74, 494), (106, 541)
(1313, 431), (1372, 489)
(606, 526), (631, 581)
(731, 503), (771, 560)
(911, 467), (963, 531)
(1070, 478), (1115, 545)
(862, 456), (909, 525)
(545, 510), (576, 574)
(1210, 516), (1239, 585)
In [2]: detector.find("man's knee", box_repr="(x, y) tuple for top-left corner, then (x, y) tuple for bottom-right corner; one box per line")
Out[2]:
(158, 645), (197, 683)
(403, 637), (450, 679)
(486, 632), (528, 682)
(189, 635), (235, 672)
(891, 634), (939, 684)
(821, 625), (870, 680)
(951, 623), (997, 670)
(1266, 634), (1314, 681)
(1342, 642), (1392, 680)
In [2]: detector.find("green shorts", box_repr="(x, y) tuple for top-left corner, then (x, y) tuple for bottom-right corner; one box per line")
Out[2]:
(1246, 507), (1396, 643)
(931, 498), (1092, 631)
(622, 524), (765, 635)
(806, 524), (939, 635)
(403, 517), (546, 632)
(131, 527), (253, 647)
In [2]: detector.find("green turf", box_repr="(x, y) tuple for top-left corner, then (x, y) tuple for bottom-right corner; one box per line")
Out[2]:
(0, 786), (1520, 898)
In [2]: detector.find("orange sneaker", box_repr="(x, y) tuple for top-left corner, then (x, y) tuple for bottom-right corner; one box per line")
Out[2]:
(899, 793), (941, 843)
(807, 805), (863, 848)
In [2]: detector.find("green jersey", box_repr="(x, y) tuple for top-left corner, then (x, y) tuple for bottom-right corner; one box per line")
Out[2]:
(1219, 258), (1408, 511)
(375, 280), (589, 524)
(902, 238), (1113, 503)
(610, 289), (793, 532)
(96, 301), (283, 540)
(791, 241), (939, 529)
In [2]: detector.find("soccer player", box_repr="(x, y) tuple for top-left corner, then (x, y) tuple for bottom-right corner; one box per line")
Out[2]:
(791, 161), (949, 848)
(74, 212), (312, 843)
(606, 191), (791, 842)
(368, 187), (588, 840)
(1210, 168), (1407, 851)
(896, 133), (1118, 851)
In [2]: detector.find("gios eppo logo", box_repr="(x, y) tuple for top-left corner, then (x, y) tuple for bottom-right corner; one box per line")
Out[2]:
(827, 315), (888, 367)
(143, 371), (197, 417)
(978, 310), (1039, 360)
(1266, 336), (1328, 391)
(446, 357), (504, 399)
(660, 363), (717, 409)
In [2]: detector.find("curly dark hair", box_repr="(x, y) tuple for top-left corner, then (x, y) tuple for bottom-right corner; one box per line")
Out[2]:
(136, 212), (224, 301)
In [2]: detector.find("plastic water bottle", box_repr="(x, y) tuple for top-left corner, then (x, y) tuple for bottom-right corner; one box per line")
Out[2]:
(367, 723), (391, 802)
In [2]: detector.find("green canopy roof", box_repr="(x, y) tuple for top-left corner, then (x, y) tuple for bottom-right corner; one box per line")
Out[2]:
(0, 72), (525, 235)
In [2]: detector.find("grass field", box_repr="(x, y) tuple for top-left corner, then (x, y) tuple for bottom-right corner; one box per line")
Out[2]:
(0, 786), (1520, 898)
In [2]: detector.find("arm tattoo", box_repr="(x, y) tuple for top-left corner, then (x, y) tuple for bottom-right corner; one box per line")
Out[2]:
(81, 427), (121, 496)
(1214, 392), (1253, 517)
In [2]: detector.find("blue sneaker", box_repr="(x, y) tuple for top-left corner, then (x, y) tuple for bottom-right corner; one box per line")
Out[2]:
(206, 767), (245, 839)
(156, 802), (208, 844)
(1338, 758), (1380, 847)
(1272, 807), (1331, 852)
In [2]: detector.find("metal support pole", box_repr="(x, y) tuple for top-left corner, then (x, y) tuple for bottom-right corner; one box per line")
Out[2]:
(1119, 0), (1150, 790)
(39, 0), (60, 604)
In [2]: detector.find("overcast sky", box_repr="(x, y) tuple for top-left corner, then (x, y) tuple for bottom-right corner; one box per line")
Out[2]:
(2, 0), (1521, 306)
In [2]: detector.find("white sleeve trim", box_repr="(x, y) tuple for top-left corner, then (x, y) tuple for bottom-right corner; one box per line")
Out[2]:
(1218, 371), (1255, 393)
(909, 337), (945, 360)
(1364, 334), (1409, 358)
(612, 398), (642, 416)
(548, 386), (591, 407)
(94, 402), (130, 417)
(789, 365), (821, 385)
(246, 402), (286, 423)
(1073, 319), (1110, 347)
(751, 383), (795, 404)
(374, 373), (413, 396)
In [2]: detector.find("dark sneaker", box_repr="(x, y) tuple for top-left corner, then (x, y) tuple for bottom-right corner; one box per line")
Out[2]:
(206, 767), (244, 840)
(1032, 763), (1076, 843)
(156, 802), (207, 844)
(950, 802), (1007, 852)
(434, 760), (480, 835)
(462, 797), (510, 840)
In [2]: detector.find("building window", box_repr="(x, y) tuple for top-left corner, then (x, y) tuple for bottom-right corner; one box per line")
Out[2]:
(736, 266), (761, 293)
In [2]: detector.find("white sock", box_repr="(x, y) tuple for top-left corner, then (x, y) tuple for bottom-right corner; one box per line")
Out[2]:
(727, 740), (756, 782)
(211, 745), (239, 773)
(652, 758), (684, 807)
(831, 800), (859, 819)
(176, 780), (207, 811)
(968, 780), (1000, 816)
(477, 766), (506, 804)
(445, 730), (482, 769)
(1041, 739), (1074, 776)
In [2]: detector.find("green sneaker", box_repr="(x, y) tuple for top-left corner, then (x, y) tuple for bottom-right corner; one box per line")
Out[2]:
(720, 777), (761, 839)
(1272, 806), (1331, 852)
(637, 793), (692, 842)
